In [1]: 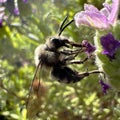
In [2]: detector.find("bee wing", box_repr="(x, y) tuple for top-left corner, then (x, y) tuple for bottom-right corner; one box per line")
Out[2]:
(26, 62), (41, 118)
(26, 61), (41, 108)
(26, 60), (47, 119)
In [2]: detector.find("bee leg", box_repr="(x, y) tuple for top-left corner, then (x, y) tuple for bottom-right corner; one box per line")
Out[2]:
(60, 48), (84, 63)
(82, 70), (105, 78)
(63, 52), (81, 63)
(60, 48), (82, 55)
(59, 51), (81, 65)
(67, 57), (88, 65)
(87, 70), (105, 78)
(69, 41), (82, 47)
(78, 70), (105, 76)
(72, 70), (105, 83)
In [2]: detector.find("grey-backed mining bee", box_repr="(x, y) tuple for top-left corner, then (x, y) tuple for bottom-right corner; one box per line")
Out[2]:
(26, 16), (104, 108)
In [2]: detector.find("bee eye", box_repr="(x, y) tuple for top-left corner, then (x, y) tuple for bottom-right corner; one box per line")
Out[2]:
(51, 38), (59, 43)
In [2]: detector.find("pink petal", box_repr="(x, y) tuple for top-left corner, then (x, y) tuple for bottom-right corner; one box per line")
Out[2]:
(108, 0), (120, 24)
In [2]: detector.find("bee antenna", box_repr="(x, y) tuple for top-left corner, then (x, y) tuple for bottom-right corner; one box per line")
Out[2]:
(58, 16), (74, 36)
(59, 16), (68, 32)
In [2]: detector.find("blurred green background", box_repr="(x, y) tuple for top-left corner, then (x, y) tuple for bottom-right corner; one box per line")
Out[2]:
(0, 0), (120, 120)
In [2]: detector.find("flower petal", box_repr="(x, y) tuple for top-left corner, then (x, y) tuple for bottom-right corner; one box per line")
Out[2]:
(100, 3), (111, 17)
(74, 9), (110, 29)
(108, 0), (120, 24)
(74, 11), (91, 27)
(84, 4), (99, 12)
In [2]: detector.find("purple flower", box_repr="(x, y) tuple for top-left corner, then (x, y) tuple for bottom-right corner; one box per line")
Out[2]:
(74, 0), (120, 29)
(23, 0), (28, 3)
(100, 33), (120, 61)
(99, 79), (110, 94)
(82, 40), (96, 56)
(13, 7), (20, 16)
(0, 19), (2, 27)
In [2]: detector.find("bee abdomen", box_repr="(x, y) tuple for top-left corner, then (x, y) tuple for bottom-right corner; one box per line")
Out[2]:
(51, 66), (84, 83)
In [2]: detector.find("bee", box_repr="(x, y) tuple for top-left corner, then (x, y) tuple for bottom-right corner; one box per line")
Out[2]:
(26, 16), (104, 108)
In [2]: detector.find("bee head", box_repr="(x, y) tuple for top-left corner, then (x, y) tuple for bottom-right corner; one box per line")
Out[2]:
(46, 37), (70, 50)
(46, 16), (74, 50)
